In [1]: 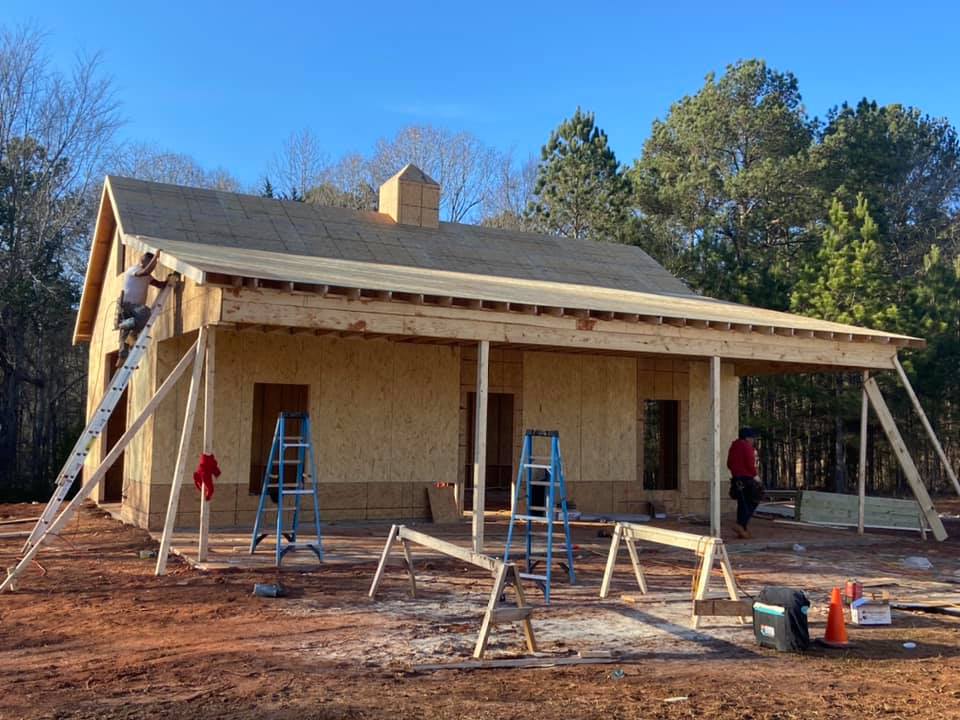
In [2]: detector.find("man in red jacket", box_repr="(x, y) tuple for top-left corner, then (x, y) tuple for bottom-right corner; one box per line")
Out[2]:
(727, 427), (761, 538)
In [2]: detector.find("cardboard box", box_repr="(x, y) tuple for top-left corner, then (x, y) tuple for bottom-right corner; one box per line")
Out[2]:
(851, 598), (892, 625)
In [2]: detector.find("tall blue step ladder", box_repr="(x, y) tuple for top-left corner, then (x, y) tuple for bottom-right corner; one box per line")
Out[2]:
(503, 430), (576, 603)
(250, 412), (323, 566)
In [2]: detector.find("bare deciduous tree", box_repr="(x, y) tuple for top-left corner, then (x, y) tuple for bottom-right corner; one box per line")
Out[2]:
(268, 127), (330, 200)
(112, 142), (241, 191)
(370, 124), (501, 222)
(480, 154), (538, 230)
(0, 25), (121, 497)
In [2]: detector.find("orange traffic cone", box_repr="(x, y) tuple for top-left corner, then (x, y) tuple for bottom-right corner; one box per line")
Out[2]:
(823, 587), (849, 647)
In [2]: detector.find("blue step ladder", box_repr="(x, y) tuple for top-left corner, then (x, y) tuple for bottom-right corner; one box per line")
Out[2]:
(503, 430), (576, 603)
(250, 413), (323, 565)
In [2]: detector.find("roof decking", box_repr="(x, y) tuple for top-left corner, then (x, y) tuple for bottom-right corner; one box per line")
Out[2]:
(74, 175), (924, 356)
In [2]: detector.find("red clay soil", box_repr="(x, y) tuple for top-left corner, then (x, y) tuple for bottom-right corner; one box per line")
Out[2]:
(1, 502), (959, 720)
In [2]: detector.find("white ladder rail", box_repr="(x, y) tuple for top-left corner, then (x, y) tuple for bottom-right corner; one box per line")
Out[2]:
(22, 282), (175, 552)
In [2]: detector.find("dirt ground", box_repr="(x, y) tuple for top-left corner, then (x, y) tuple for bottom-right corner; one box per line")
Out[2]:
(2, 502), (960, 720)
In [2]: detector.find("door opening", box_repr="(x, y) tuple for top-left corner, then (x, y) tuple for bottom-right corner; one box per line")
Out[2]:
(465, 392), (515, 510)
(249, 383), (309, 494)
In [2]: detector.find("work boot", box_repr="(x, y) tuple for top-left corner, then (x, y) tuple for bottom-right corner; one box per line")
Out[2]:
(732, 523), (747, 538)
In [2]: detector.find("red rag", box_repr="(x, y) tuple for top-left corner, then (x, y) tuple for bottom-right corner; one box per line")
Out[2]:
(193, 453), (221, 501)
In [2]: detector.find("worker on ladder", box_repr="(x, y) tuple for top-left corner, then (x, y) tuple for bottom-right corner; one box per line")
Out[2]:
(117, 251), (166, 364)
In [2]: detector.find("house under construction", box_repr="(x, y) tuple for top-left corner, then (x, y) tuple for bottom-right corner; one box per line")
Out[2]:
(70, 165), (942, 546)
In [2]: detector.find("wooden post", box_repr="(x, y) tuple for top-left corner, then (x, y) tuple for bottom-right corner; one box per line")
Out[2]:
(893, 356), (960, 497)
(472, 340), (490, 554)
(863, 377), (947, 541)
(156, 327), (208, 575)
(858, 371), (869, 535)
(709, 356), (722, 538)
(198, 327), (216, 561)
(0, 338), (200, 593)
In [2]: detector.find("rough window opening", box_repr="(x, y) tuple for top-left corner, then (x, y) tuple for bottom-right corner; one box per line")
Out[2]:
(643, 399), (679, 491)
(248, 383), (309, 494)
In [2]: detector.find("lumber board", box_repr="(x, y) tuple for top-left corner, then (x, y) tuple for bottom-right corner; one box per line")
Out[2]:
(893, 356), (960, 497)
(471, 340), (489, 552)
(411, 655), (631, 672)
(619, 522), (722, 552)
(219, 294), (902, 370)
(798, 490), (924, 529)
(709, 356), (721, 537)
(694, 599), (754, 616)
(863, 377), (946, 541)
(198, 327), (215, 561)
(396, 526), (499, 572)
(858, 371), (869, 534)
(427, 484), (461, 524)
(156, 327), (208, 575)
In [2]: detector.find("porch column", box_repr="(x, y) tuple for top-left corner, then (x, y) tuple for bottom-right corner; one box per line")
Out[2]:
(709, 356), (722, 538)
(198, 327), (216, 561)
(857, 370), (869, 535)
(472, 340), (490, 553)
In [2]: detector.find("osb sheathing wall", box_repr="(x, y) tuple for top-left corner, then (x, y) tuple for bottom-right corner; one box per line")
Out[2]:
(140, 331), (461, 530)
(520, 352), (738, 516)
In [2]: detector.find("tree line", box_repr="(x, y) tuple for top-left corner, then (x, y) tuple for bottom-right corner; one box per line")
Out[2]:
(1, 24), (957, 501)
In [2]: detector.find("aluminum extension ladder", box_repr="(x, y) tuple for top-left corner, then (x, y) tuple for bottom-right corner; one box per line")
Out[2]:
(21, 283), (175, 554)
(250, 413), (323, 565)
(503, 430), (576, 603)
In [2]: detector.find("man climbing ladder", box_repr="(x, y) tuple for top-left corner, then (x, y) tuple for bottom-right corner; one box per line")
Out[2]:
(117, 251), (166, 363)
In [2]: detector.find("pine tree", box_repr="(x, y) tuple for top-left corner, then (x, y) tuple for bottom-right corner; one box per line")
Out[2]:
(524, 108), (632, 242)
(791, 193), (899, 329)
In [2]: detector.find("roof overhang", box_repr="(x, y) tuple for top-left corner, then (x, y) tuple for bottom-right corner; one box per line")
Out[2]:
(123, 232), (924, 355)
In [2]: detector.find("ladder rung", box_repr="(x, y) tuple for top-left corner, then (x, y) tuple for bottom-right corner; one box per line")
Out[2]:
(522, 463), (551, 470)
(281, 443), (309, 448)
(519, 573), (548, 581)
(277, 489), (316, 496)
(529, 480), (553, 487)
(513, 514), (555, 522)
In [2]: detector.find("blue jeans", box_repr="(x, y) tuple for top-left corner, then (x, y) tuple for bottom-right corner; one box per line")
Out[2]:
(731, 476), (759, 528)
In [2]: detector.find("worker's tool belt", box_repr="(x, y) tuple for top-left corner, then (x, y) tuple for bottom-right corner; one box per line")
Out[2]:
(729, 476), (763, 503)
(118, 302), (151, 333)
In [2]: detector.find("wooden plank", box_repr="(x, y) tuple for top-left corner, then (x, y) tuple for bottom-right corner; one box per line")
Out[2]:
(598, 523), (622, 599)
(427, 484), (461, 524)
(694, 599), (754, 616)
(624, 537), (648, 595)
(368, 524), (399, 599)
(400, 538), (417, 598)
(0, 339), (200, 593)
(156, 327), (209, 575)
(509, 567), (537, 653)
(691, 540), (716, 629)
(619, 522), (722, 553)
(893, 356), (960, 497)
(858, 371), (869, 535)
(198, 327), (216, 561)
(863, 378), (947, 541)
(411, 655), (631, 672)
(799, 490), (925, 528)
(709, 356), (721, 538)
(396, 526), (500, 572)
(219, 295), (902, 370)
(474, 562), (509, 659)
(472, 340), (490, 553)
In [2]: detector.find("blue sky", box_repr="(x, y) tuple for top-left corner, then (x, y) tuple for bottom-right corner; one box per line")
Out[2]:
(6, 1), (959, 188)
